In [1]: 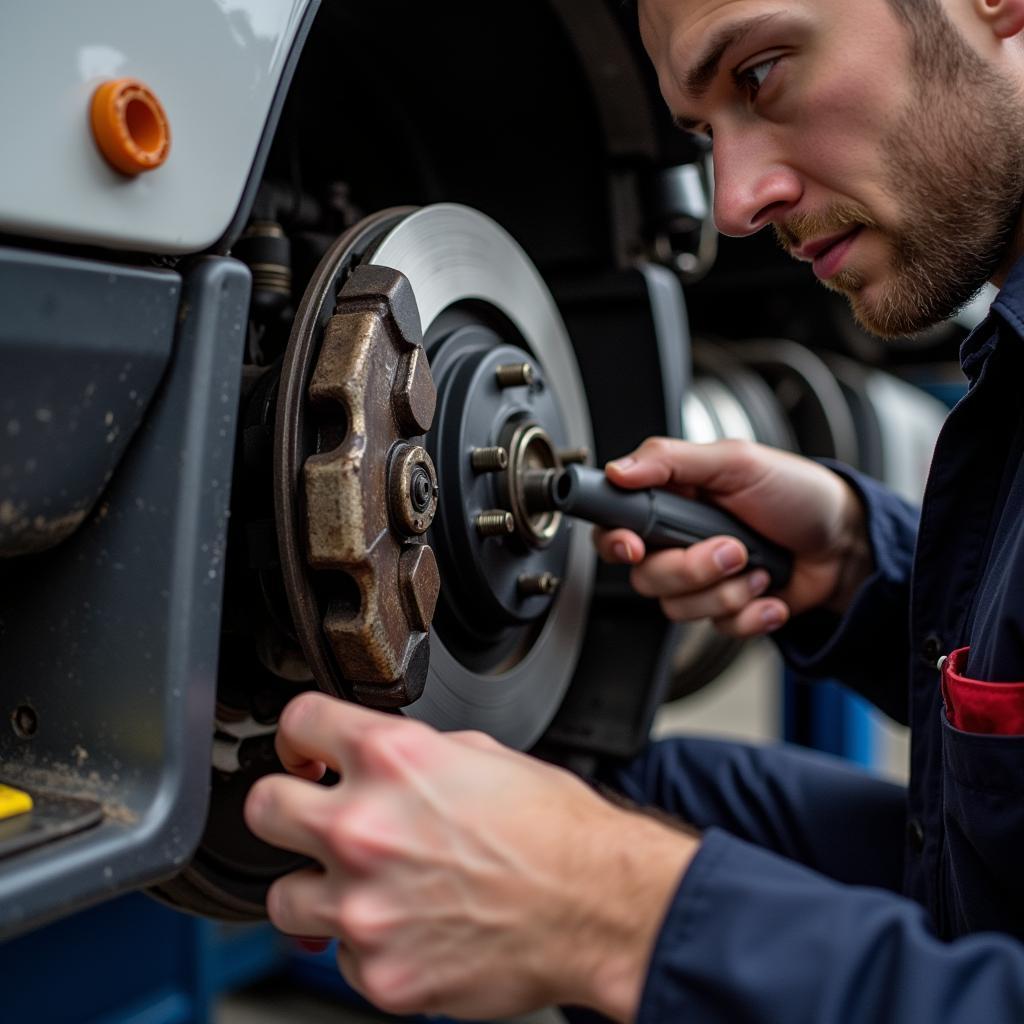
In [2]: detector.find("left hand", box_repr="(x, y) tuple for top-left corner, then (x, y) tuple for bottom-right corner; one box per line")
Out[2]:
(244, 692), (697, 1021)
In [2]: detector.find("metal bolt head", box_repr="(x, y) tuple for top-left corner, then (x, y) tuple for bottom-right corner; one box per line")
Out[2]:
(389, 444), (439, 537)
(495, 362), (535, 389)
(393, 346), (437, 436)
(475, 510), (515, 538)
(518, 572), (561, 598)
(401, 544), (441, 633)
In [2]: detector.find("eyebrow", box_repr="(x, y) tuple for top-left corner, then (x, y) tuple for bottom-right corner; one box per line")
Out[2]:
(681, 13), (783, 101)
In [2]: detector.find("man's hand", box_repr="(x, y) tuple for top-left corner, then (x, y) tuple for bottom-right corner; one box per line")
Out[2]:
(244, 693), (697, 1021)
(593, 438), (873, 636)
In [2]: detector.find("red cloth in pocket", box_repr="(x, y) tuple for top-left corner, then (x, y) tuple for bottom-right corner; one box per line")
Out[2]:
(941, 647), (1024, 735)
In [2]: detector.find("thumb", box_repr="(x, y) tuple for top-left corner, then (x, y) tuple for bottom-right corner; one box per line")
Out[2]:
(605, 438), (758, 497)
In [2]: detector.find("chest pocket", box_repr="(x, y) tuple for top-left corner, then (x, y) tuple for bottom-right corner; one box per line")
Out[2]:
(940, 648), (1024, 937)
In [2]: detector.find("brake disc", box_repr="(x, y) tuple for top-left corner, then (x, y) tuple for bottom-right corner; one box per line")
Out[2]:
(153, 204), (595, 919)
(368, 205), (595, 748)
(276, 204), (595, 747)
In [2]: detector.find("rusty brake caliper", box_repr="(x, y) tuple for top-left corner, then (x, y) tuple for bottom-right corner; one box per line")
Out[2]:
(277, 254), (441, 709)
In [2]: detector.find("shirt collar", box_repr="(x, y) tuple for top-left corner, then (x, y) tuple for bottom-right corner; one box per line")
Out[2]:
(991, 250), (1024, 331)
(961, 254), (1024, 381)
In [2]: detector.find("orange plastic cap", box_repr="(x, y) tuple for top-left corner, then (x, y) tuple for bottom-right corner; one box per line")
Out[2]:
(90, 77), (170, 176)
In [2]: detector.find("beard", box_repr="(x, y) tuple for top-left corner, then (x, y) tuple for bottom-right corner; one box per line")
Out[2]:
(775, 21), (1024, 339)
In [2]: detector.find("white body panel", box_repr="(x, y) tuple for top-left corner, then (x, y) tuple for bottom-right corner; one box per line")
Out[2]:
(0, 0), (311, 253)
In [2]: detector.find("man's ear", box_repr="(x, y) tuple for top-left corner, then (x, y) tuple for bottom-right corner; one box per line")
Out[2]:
(976, 0), (1024, 39)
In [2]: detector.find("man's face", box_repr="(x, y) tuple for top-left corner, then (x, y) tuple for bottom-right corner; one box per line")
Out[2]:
(639, 0), (1024, 337)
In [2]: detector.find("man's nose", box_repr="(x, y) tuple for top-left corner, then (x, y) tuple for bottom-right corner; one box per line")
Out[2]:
(711, 136), (802, 238)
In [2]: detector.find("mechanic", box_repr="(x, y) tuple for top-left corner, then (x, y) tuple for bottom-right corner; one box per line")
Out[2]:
(244, 0), (1024, 1019)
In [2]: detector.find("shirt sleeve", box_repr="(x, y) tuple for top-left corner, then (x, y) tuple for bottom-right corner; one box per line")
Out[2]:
(639, 828), (1024, 1024)
(772, 462), (920, 724)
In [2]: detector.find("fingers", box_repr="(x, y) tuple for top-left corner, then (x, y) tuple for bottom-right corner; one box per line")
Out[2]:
(276, 692), (398, 778)
(710, 597), (791, 638)
(628, 536), (749, 598)
(267, 865), (338, 938)
(615, 533), (792, 635)
(245, 772), (337, 861)
(285, 756), (329, 784)
(657, 568), (771, 621)
(592, 527), (646, 565)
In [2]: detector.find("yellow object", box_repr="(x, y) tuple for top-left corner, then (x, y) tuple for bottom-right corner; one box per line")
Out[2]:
(0, 784), (33, 820)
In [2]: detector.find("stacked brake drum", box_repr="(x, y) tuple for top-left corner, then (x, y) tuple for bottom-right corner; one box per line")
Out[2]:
(670, 337), (948, 702)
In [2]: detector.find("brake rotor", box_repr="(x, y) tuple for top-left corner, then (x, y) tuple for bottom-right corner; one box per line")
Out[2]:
(274, 204), (595, 749)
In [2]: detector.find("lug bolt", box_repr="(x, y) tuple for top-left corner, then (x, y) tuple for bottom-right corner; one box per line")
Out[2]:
(495, 363), (535, 389)
(475, 510), (515, 538)
(470, 446), (509, 473)
(518, 572), (561, 597)
(557, 447), (590, 466)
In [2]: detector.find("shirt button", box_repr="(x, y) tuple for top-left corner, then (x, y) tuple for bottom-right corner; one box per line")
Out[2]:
(921, 633), (944, 665)
(907, 818), (925, 854)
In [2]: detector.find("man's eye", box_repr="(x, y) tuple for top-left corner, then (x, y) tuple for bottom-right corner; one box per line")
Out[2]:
(736, 57), (779, 100)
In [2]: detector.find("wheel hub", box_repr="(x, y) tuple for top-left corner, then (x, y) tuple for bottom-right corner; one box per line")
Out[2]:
(428, 327), (573, 645)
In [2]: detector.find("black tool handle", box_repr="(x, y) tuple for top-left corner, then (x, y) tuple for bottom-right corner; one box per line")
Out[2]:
(552, 465), (793, 590)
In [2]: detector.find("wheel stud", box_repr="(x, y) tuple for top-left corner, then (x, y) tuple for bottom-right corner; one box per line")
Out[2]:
(470, 446), (509, 473)
(475, 510), (515, 538)
(495, 363), (535, 389)
(518, 572), (561, 597)
(557, 447), (590, 466)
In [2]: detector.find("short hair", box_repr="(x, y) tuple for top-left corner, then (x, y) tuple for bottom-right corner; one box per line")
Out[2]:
(887, 0), (987, 82)
(886, 0), (946, 37)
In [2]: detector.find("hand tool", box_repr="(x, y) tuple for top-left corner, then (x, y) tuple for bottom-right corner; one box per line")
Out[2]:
(532, 464), (793, 590)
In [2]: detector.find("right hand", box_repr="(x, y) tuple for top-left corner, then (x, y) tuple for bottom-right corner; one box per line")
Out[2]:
(592, 438), (873, 638)
(245, 693), (696, 1022)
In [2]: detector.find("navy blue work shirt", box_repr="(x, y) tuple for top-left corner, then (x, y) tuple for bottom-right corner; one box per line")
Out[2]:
(636, 257), (1024, 1021)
